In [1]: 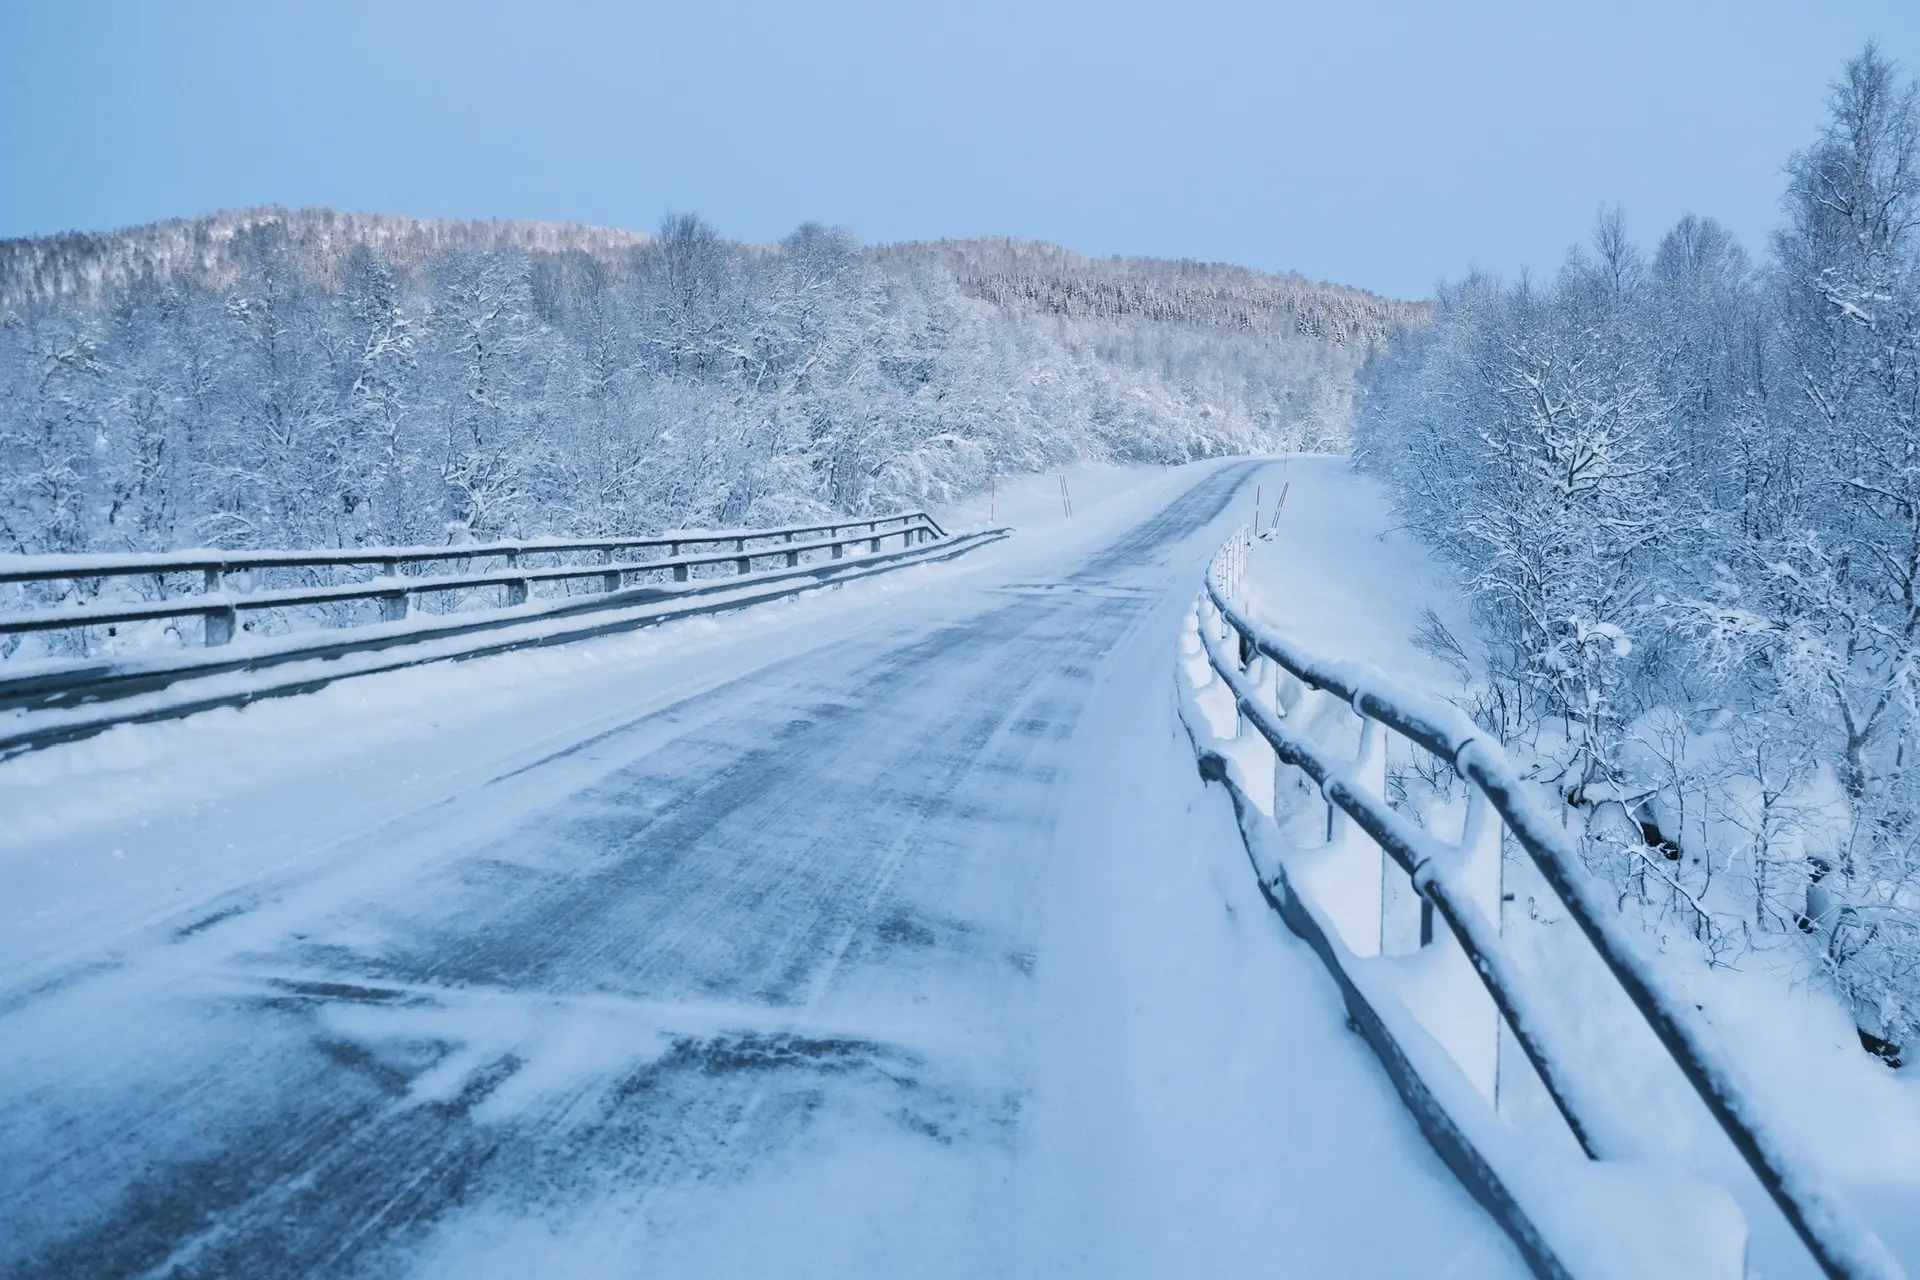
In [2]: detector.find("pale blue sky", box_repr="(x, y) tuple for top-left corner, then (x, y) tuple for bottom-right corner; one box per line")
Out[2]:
(3, 0), (1918, 298)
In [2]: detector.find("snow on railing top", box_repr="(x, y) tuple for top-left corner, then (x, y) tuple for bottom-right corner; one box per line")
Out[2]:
(1194, 527), (1902, 1280)
(0, 512), (947, 652)
(0, 511), (942, 583)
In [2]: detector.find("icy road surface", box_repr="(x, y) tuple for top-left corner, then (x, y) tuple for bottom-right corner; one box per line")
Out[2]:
(0, 459), (1525, 1279)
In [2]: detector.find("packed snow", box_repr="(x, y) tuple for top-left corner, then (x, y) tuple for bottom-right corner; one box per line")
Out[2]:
(0, 459), (1530, 1278)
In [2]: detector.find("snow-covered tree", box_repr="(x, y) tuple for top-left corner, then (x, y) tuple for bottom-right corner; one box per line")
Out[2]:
(1358, 45), (1920, 1062)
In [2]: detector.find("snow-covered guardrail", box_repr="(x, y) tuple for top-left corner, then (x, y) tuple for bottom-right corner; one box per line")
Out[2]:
(0, 512), (939, 648)
(0, 512), (1002, 759)
(1178, 527), (1900, 1280)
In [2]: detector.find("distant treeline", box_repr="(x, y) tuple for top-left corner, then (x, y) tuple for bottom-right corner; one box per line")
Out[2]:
(0, 211), (1412, 560)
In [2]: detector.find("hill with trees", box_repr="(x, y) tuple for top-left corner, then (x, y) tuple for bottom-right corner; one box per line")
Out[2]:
(0, 210), (1416, 562)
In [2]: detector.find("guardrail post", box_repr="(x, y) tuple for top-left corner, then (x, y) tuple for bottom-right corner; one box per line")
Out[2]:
(600, 548), (620, 593)
(869, 534), (881, 553)
(673, 562), (689, 582)
(831, 539), (844, 560)
(373, 559), (405, 621)
(785, 547), (799, 567)
(1436, 791), (1505, 1102)
(736, 554), (751, 575)
(506, 579), (528, 606)
(1230, 627), (1249, 740)
(1309, 712), (1387, 960)
(204, 605), (235, 647)
(1251, 649), (1282, 805)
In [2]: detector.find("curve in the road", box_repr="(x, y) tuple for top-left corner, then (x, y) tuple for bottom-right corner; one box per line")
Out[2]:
(0, 461), (1525, 1280)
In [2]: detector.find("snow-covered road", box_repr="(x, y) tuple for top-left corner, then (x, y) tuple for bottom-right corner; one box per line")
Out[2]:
(0, 459), (1526, 1278)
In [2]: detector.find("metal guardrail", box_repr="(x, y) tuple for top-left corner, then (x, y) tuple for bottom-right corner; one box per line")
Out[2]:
(0, 513), (941, 649)
(0, 515), (1003, 759)
(1190, 527), (1900, 1280)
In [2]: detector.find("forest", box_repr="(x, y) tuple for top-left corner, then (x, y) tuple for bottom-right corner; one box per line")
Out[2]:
(0, 210), (1410, 562)
(1356, 47), (1920, 1063)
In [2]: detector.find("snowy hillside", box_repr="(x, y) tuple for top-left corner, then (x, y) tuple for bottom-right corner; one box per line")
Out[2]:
(0, 210), (1415, 570)
(0, 206), (654, 313)
(880, 237), (1424, 459)
(881, 236), (1422, 346)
